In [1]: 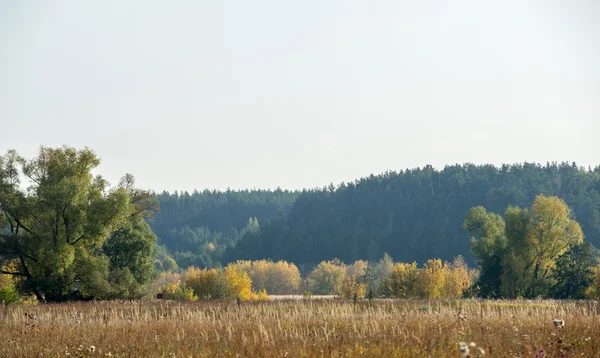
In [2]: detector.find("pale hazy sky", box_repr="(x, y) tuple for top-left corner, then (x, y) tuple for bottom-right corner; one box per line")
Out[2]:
(1, 1), (598, 191)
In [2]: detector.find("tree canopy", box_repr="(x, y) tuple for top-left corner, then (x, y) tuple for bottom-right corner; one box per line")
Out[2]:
(0, 146), (158, 302)
(466, 195), (585, 298)
(222, 163), (600, 268)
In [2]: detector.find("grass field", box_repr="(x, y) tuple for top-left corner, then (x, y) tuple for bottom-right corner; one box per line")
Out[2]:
(1, 299), (600, 357)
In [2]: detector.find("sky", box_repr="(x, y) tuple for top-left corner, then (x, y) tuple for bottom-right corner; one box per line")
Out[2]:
(1, 1), (599, 192)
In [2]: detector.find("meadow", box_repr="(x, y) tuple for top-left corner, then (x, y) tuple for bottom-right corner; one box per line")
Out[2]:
(1, 299), (600, 357)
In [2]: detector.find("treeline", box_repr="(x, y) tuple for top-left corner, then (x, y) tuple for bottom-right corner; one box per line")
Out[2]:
(224, 163), (600, 266)
(152, 255), (476, 301)
(150, 190), (298, 268)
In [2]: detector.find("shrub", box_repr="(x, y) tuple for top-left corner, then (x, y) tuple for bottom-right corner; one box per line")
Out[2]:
(184, 267), (219, 299)
(308, 259), (347, 295)
(162, 283), (198, 302)
(180, 265), (267, 301)
(0, 262), (21, 304)
(229, 260), (301, 294)
(340, 274), (367, 299)
(382, 262), (419, 298)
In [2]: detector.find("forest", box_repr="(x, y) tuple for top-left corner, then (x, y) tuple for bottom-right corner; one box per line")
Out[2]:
(2, 146), (600, 303)
(150, 162), (600, 269)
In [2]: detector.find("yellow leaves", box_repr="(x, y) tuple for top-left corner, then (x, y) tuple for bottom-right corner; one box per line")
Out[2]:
(417, 259), (445, 299)
(528, 195), (583, 256)
(224, 265), (253, 300)
(308, 260), (347, 295)
(383, 257), (472, 299)
(176, 265), (268, 301)
(162, 282), (198, 302)
(440, 258), (472, 299)
(340, 275), (367, 299)
(383, 262), (419, 298)
(346, 260), (368, 278)
(184, 267), (219, 299)
(229, 260), (301, 294)
(207, 242), (216, 252)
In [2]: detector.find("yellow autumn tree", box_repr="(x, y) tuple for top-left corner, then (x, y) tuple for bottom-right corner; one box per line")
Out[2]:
(340, 274), (367, 299)
(229, 260), (301, 294)
(265, 260), (301, 294)
(173, 265), (267, 301)
(382, 262), (419, 298)
(501, 195), (583, 298)
(440, 256), (472, 299)
(162, 282), (198, 302)
(417, 259), (445, 299)
(223, 265), (253, 300)
(308, 259), (347, 295)
(346, 260), (368, 279)
(184, 266), (219, 299)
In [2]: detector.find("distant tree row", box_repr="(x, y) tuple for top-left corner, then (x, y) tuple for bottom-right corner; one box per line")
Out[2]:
(150, 189), (298, 268)
(224, 163), (600, 267)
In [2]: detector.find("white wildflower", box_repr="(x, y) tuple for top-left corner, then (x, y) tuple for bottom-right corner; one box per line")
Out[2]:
(458, 342), (469, 357)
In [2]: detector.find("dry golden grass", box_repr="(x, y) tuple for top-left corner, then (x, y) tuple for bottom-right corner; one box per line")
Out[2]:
(1, 299), (600, 357)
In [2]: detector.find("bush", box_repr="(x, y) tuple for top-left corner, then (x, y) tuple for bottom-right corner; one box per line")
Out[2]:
(382, 262), (419, 298)
(180, 265), (267, 301)
(229, 260), (301, 294)
(0, 286), (20, 304)
(162, 283), (198, 302)
(0, 263), (21, 304)
(308, 259), (347, 295)
(340, 275), (367, 300)
(184, 267), (219, 299)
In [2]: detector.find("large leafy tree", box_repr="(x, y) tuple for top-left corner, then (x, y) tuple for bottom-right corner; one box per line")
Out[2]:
(467, 195), (584, 298)
(550, 242), (595, 299)
(502, 195), (583, 298)
(0, 146), (158, 301)
(464, 206), (507, 298)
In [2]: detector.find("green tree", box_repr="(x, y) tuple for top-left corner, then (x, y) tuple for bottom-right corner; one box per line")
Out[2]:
(307, 259), (346, 295)
(382, 262), (418, 298)
(102, 216), (157, 298)
(467, 195), (584, 299)
(550, 242), (595, 299)
(503, 195), (583, 298)
(0, 146), (157, 302)
(364, 253), (394, 295)
(464, 206), (506, 298)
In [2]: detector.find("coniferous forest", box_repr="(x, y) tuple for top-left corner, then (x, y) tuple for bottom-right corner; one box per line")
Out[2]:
(150, 162), (600, 269)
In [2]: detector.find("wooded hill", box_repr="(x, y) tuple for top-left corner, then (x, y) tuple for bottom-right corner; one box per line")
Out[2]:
(151, 163), (600, 268)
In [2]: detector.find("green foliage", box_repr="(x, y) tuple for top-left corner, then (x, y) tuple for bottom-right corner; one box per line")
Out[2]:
(364, 253), (394, 296)
(0, 267), (20, 304)
(162, 282), (198, 302)
(150, 190), (298, 269)
(103, 217), (157, 292)
(550, 243), (595, 299)
(223, 163), (600, 268)
(464, 207), (507, 298)
(382, 262), (419, 298)
(468, 195), (586, 299)
(0, 285), (19, 304)
(307, 259), (346, 295)
(0, 146), (158, 302)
